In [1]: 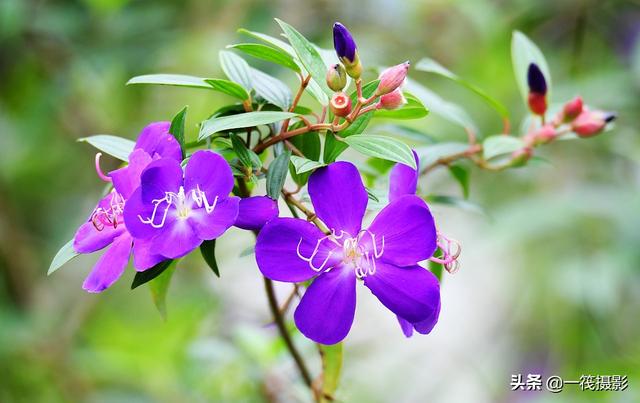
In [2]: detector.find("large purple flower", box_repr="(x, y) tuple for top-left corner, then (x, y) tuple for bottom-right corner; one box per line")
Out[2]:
(124, 150), (239, 259)
(255, 162), (440, 344)
(74, 122), (181, 292)
(388, 151), (442, 337)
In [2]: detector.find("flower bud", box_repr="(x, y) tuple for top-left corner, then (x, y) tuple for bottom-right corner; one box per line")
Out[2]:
(377, 61), (410, 96)
(330, 92), (352, 117)
(527, 63), (547, 115)
(529, 124), (557, 146)
(510, 147), (533, 167)
(326, 63), (347, 92)
(562, 96), (583, 122)
(377, 89), (407, 110)
(333, 22), (362, 79)
(572, 110), (616, 138)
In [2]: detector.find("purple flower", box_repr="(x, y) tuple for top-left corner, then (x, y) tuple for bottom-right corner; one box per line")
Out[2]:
(527, 63), (547, 95)
(235, 196), (279, 231)
(124, 150), (239, 259)
(73, 122), (181, 292)
(255, 162), (440, 344)
(333, 22), (357, 63)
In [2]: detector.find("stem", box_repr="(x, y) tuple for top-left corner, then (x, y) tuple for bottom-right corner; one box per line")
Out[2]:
(264, 277), (314, 389)
(281, 75), (311, 135)
(283, 190), (330, 234)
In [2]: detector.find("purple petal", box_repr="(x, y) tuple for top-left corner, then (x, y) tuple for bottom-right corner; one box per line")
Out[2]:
(188, 196), (239, 240)
(139, 158), (183, 203)
(389, 150), (419, 202)
(363, 261), (440, 323)
(294, 265), (356, 345)
(397, 316), (414, 338)
(73, 194), (126, 253)
(82, 233), (132, 293)
(150, 218), (200, 259)
(134, 121), (182, 161)
(333, 22), (357, 63)
(256, 218), (339, 282)
(123, 187), (164, 240)
(235, 196), (279, 230)
(412, 297), (441, 334)
(132, 238), (166, 271)
(309, 162), (367, 236)
(110, 149), (152, 199)
(184, 150), (234, 200)
(367, 195), (437, 266)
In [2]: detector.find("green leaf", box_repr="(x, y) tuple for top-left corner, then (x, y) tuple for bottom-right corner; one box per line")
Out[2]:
(428, 257), (443, 281)
(374, 92), (429, 120)
(127, 73), (213, 89)
(199, 111), (297, 141)
(238, 28), (295, 55)
(203, 78), (250, 101)
(131, 259), (173, 289)
(169, 106), (187, 156)
(323, 80), (380, 163)
(229, 43), (300, 72)
(306, 78), (329, 106)
(219, 50), (253, 91)
(250, 67), (292, 110)
(78, 135), (135, 162)
(416, 58), (509, 119)
(405, 78), (477, 132)
(448, 164), (470, 199)
(290, 155), (325, 174)
(47, 239), (79, 275)
(266, 150), (291, 199)
(288, 131), (321, 186)
(415, 142), (470, 168)
(482, 135), (524, 160)
(511, 31), (552, 104)
(343, 135), (416, 169)
(371, 124), (436, 143)
(199, 239), (220, 277)
(148, 262), (176, 320)
(275, 19), (332, 96)
(319, 343), (343, 401)
(229, 133), (254, 168)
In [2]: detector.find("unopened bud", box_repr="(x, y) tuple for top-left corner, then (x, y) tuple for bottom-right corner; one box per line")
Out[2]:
(333, 22), (362, 79)
(326, 63), (347, 92)
(530, 124), (557, 145)
(572, 110), (616, 138)
(562, 96), (583, 122)
(377, 89), (407, 110)
(527, 63), (547, 116)
(377, 61), (410, 96)
(330, 92), (352, 117)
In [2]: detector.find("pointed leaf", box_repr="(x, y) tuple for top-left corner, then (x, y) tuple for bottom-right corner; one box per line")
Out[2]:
(229, 43), (300, 72)
(290, 155), (325, 174)
(127, 74), (212, 89)
(374, 92), (429, 120)
(250, 67), (292, 110)
(200, 239), (220, 277)
(148, 262), (176, 320)
(78, 135), (135, 162)
(266, 150), (291, 199)
(131, 259), (173, 289)
(204, 79), (251, 101)
(169, 106), (187, 157)
(343, 135), (416, 169)
(199, 111), (297, 141)
(482, 135), (524, 160)
(238, 28), (296, 55)
(48, 239), (79, 275)
(220, 50), (253, 91)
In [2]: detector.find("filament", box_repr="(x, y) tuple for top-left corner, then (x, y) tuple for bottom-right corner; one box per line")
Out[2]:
(138, 186), (219, 228)
(94, 153), (112, 182)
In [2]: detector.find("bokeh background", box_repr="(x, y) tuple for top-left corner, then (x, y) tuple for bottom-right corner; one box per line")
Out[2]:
(1, 0), (639, 402)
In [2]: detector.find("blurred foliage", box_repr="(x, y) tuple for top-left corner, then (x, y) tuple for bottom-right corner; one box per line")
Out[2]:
(0, 0), (638, 402)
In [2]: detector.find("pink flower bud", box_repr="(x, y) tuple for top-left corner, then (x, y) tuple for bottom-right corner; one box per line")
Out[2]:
(376, 61), (410, 96)
(562, 96), (583, 122)
(510, 147), (533, 167)
(528, 124), (556, 145)
(330, 92), (352, 117)
(572, 110), (616, 138)
(377, 89), (407, 110)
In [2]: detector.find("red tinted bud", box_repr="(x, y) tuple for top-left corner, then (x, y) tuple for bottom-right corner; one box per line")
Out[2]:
(377, 89), (407, 110)
(528, 92), (547, 116)
(531, 124), (557, 145)
(326, 63), (347, 92)
(330, 92), (352, 117)
(562, 96), (583, 121)
(510, 147), (533, 167)
(377, 61), (410, 96)
(572, 110), (616, 137)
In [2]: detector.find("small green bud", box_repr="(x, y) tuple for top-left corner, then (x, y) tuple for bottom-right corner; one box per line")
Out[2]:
(326, 64), (347, 92)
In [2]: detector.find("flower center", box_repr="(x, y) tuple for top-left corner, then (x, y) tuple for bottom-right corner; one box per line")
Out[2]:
(138, 185), (218, 228)
(91, 191), (125, 231)
(296, 229), (384, 278)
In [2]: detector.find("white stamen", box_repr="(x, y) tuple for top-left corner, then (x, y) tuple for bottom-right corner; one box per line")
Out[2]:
(138, 186), (219, 228)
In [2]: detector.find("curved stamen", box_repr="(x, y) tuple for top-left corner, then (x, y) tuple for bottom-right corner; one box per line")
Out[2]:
(429, 232), (462, 274)
(137, 186), (220, 229)
(296, 237), (335, 272)
(94, 153), (112, 182)
(91, 192), (125, 231)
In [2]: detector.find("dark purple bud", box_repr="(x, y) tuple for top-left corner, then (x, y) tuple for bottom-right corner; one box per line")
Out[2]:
(333, 22), (357, 63)
(527, 63), (547, 94)
(604, 113), (617, 123)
